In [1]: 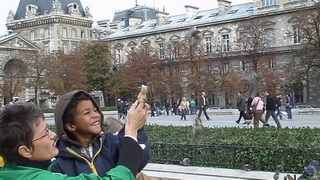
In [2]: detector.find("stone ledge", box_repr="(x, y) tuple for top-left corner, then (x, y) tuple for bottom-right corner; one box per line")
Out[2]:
(142, 163), (299, 180)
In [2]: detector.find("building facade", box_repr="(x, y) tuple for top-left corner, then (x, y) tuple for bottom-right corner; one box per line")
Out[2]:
(93, 0), (320, 108)
(0, 0), (94, 106)
(1, 0), (319, 108)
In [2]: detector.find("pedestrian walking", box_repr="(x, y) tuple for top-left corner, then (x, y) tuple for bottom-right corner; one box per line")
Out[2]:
(251, 93), (269, 128)
(179, 97), (188, 120)
(265, 91), (282, 128)
(235, 92), (246, 124)
(190, 99), (196, 115)
(198, 91), (211, 121)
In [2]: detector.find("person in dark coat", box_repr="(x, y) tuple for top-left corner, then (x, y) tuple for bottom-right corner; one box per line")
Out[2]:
(235, 92), (246, 124)
(198, 91), (211, 121)
(265, 91), (282, 128)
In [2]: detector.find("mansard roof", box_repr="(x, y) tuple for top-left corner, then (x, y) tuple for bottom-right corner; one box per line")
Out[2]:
(105, 2), (253, 41)
(14, 0), (86, 20)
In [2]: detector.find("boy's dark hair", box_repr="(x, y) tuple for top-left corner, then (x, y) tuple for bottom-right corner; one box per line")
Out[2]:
(62, 92), (91, 139)
(0, 103), (44, 165)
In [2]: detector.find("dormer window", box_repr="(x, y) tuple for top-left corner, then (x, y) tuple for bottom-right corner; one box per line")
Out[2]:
(228, 10), (237, 14)
(25, 4), (38, 16)
(209, 13), (218, 17)
(194, 16), (203, 20)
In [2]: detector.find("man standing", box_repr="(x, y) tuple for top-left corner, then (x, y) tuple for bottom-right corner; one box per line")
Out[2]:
(285, 93), (293, 120)
(117, 99), (124, 120)
(276, 93), (283, 120)
(198, 91), (211, 121)
(190, 99), (196, 115)
(265, 92), (282, 128)
(235, 92), (246, 124)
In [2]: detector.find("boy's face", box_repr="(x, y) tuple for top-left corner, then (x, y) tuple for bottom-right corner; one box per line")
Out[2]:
(71, 100), (102, 139)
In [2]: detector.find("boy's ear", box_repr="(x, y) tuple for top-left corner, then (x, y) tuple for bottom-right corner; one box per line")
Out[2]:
(65, 123), (76, 132)
(18, 145), (33, 158)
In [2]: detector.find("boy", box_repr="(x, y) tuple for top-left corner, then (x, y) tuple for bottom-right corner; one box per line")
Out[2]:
(50, 90), (151, 177)
(0, 102), (150, 180)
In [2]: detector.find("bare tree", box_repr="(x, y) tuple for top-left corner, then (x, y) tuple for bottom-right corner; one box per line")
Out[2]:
(237, 18), (273, 96)
(2, 59), (27, 104)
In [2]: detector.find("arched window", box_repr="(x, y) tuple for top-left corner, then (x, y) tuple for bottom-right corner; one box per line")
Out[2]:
(81, 30), (85, 39)
(62, 28), (67, 37)
(72, 28), (77, 38)
(30, 30), (35, 40)
(63, 42), (68, 53)
(45, 28), (49, 38)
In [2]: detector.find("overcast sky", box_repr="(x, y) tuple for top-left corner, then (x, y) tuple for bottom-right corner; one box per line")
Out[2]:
(0, 0), (251, 35)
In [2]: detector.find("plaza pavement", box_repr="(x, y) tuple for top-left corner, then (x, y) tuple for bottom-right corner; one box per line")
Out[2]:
(45, 109), (320, 128)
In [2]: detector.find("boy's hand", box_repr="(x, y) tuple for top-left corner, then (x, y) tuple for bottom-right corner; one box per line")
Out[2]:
(125, 100), (150, 138)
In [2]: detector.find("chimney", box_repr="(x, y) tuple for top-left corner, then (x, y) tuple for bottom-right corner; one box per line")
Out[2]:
(218, 0), (231, 15)
(97, 19), (110, 28)
(156, 11), (169, 26)
(185, 5), (199, 20)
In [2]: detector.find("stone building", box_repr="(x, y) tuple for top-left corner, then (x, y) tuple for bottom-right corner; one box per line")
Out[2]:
(0, 0), (94, 106)
(93, 0), (320, 108)
(1, 0), (319, 108)
(6, 0), (93, 53)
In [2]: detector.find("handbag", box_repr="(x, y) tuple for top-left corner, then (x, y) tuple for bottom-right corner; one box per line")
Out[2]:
(252, 99), (260, 111)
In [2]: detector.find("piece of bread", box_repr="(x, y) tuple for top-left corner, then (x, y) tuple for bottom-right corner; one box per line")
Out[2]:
(137, 85), (148, 103)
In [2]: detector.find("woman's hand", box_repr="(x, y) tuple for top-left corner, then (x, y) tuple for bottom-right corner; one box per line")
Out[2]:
(125, 100), (150, 138)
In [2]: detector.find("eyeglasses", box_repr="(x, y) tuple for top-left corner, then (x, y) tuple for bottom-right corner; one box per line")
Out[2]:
(31, 126), (50, 142)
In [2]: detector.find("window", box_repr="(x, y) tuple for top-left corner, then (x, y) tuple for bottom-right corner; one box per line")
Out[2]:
(209, 13), (218, 17)
(266, 29), (275, 47)
(62, 28), (67, 37)
(266, 59), (275, 68)
(292, 25), (301, 44)
(72, 43), (77, 50)
(30, 30), (35, 40)
(172, 42), (179, 58)
(205, 37), (212, 53)
(240, 61), (246, 72)
(222, 63), (229, 74)
(194, 16), (203, 20)
(44, 43), (49, 54)
(263, 0), (278, 6)
(288, 0), (298, 2)
(63, 43), (68, 53)
(72, 28), (77, 38)
(116, 49), (121, 63)
(158, 43), (165, 59)
(222, 35), (230, 52)
(44, 28), (49, 38)
(81, 30), (85, 39)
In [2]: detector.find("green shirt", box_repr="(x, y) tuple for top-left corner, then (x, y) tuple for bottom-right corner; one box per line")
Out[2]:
(0, 165), (135, 180)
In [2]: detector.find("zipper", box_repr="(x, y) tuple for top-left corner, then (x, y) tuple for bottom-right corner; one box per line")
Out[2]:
(66, 138), (103, 175)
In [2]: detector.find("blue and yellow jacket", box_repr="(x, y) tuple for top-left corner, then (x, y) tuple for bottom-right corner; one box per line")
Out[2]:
(50, 129), (151, 177)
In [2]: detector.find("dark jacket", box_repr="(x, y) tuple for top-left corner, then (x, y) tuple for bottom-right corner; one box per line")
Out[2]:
(236, 95), (246, 111)
(198, 95), (208, 107)
(266, 95), (277, 111)
(51, 90), (151, 177)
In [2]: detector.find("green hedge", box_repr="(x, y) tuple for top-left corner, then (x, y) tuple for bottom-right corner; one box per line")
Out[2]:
(145, 125), (320, 173)
(49, 124), (320, 173)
